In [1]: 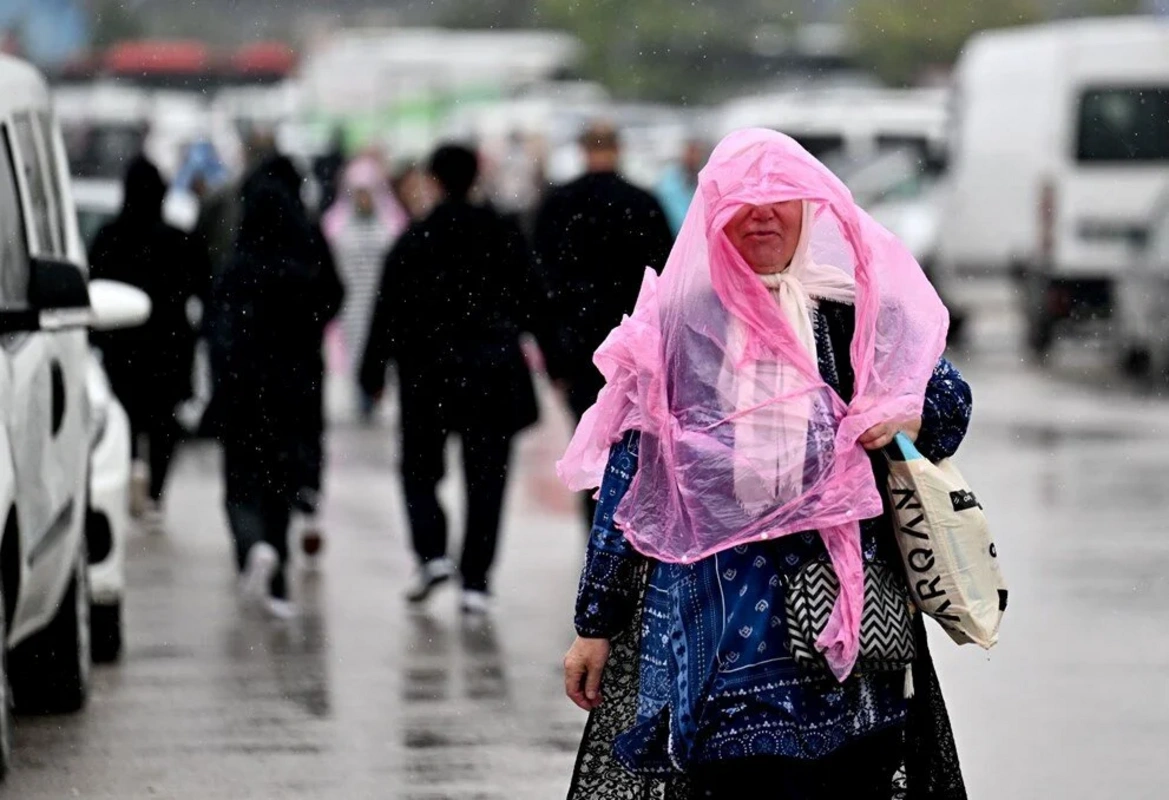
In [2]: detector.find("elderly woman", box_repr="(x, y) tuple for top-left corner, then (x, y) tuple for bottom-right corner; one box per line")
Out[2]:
(560, 130), (972, 799)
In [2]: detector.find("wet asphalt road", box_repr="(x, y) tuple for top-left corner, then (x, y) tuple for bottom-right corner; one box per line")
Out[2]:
(6, 282), (1169, 798)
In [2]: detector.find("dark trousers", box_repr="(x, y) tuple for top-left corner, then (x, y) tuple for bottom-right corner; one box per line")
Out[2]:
(567, 379), (601, 531)
(224, 447), (292, 600)
(131, 406), (181, 502)
(690, 728), (904, 800)
(400, 420), (512, 593)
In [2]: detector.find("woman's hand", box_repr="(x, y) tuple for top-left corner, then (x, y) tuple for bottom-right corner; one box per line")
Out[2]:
(859, 416), (922, 451)
(564, 636), (611, 711)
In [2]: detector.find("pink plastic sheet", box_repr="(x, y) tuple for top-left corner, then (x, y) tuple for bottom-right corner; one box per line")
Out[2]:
(557, 129), (949, 679)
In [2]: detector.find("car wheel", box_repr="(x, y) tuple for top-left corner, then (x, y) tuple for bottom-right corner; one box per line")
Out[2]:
(89, 601), (122, 664)
(0, 570), (14, 780)
(9, 541), (90, 714)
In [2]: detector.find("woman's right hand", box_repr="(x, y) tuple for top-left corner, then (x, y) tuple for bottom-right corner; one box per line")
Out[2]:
(563, 636), (611, 711)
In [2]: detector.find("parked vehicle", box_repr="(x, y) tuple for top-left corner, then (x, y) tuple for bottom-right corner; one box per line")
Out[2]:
(1117, 181), (1169, 380)
(84, 345), (132, 663)
(0, 54), (148, 779)
(825, 146), (967, 345)
(936, 17), (1169, 356)
(713, 86), (948, 164)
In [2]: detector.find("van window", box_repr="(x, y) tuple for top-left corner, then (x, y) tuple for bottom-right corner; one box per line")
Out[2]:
(1076, 88), (1169, 163)
(11, 113), (58, 255)
(0, 130), (30, 309)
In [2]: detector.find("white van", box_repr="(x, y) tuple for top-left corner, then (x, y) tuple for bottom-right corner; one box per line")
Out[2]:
(0, 55), (147, 777)
(936, 17), (1169, 355)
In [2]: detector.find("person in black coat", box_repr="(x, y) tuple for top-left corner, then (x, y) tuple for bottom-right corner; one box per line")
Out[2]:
(360, 143), (553, 613)
(207, 155), (344, 616)
(89, 155), (206, 524)
(532, 121), (674, 526)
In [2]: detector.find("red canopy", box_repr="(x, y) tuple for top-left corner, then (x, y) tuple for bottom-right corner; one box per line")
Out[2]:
(105, 41), (211, 75)
(230, 43), (297, 77)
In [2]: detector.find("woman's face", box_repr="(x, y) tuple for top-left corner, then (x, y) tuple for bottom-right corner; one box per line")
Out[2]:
(724, 200), (803, 274)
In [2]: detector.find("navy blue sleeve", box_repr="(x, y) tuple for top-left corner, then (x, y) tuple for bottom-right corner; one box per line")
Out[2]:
(914, 357), (973, 463)
(573, 431), (645, 639)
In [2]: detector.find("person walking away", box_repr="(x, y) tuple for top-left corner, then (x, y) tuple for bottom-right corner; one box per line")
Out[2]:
(655, 137), (708, 236)
(361, 144), (554, 614)
(322, 155), (408, 421)
(312, 126), (347, 217)
(560, 129), (971, 799)
(89, 155), (206, 530)
(207, 155), (343, 618)
(391, 161), (441, 222)
(532, 120), (674, 529)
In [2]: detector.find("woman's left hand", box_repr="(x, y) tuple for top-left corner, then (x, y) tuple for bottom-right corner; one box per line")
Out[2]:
(859, 416), (922, 451)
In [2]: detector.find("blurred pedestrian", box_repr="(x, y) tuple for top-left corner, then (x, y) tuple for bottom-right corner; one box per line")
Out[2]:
(193, 128), (277, 285)
(89, 155), (206, 530)
(391, 161), (441, 221)
(322, 155), (409, 421)
(532, 120), (673, 529)
(174, 139), (230, 202)
(206, 155), (344, 617)
(312, 126), (347, 216)
(560, 129), (971, 799)
(655, 137), (708, 236)
(361, 144), (553, 614)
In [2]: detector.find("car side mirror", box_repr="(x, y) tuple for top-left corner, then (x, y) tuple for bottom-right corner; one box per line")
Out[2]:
(0, 258), (151, 334)
(88, 279), (151, 331)
(30, 257), (91, 329)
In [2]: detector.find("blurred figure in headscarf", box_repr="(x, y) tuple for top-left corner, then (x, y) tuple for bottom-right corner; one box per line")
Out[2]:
(89, 155), (207, 529)
(322, 155), (408, 421)
(206, 155), (343, 618)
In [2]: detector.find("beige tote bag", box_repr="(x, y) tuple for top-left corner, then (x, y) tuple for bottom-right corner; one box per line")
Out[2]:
(885, 433), (1007, 649)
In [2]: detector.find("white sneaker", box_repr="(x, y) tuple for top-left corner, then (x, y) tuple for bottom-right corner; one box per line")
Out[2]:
(405, 557), (456, 603)
(129, 462), (149, 518)
(265, 597), (297, 620)
(141, 500), (165, 533)
(460, 589), (491, 615)
(240, 542), (279, 603)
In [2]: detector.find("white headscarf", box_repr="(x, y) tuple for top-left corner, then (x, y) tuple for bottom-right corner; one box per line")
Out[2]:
(724, 201), (857, 516)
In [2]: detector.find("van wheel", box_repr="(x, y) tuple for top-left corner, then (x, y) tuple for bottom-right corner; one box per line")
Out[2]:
(9, 542), (90, 714)
(0, 571), (14, 780)
(1026, 312), (1055, 360)
(90, 602), (122, 664)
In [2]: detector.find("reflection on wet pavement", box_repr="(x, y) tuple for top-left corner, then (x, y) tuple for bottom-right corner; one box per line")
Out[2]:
(4, 356), (1169, 798)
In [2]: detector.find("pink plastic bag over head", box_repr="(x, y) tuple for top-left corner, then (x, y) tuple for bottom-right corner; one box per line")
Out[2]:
(557, 129), (949, 679)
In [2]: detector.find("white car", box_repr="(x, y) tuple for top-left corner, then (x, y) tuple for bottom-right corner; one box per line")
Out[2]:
(84, 348), (132, 663)
(0, 55), (148, 778)
(73, 178), (142, 666)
